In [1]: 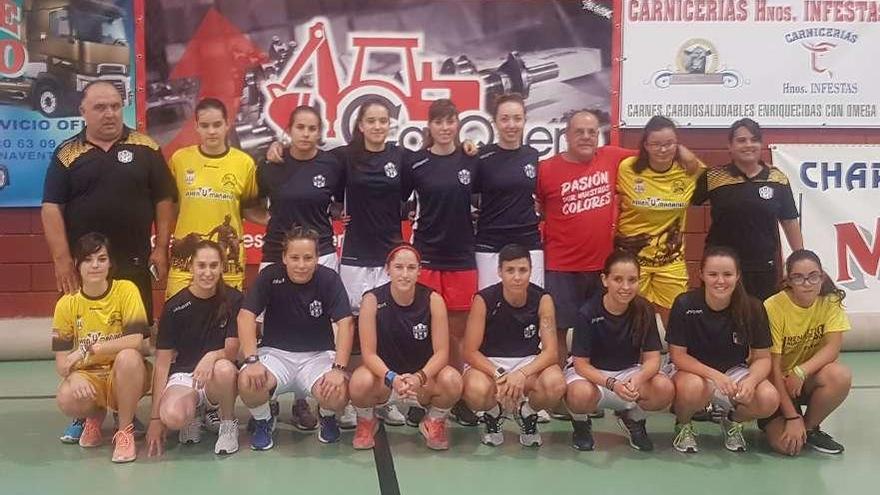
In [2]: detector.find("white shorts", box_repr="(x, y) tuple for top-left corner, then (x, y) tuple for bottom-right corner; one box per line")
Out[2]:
(563, 363), (645, 412)
(256, 254), (339, 324)
(475, 250), (545, 290)
(164, 372), (217, 409)
(339, 264), (389, 313)
(465, 355), (537, 374)
(245, 347), (337, 399)
(664, 363), (750, 411)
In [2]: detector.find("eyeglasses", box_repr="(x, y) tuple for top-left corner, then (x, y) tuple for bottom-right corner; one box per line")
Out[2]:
(646, 141), (677, 151)
(789, 272), (822, 286)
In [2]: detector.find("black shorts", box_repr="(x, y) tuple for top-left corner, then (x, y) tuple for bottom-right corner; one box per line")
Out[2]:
(742, 264), (780, 302)
(544, 270), (602, 331)
(757, 392), (810, 431)
(115, 262), (154, 326)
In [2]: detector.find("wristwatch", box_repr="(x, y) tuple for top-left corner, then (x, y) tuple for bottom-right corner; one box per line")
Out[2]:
(494, 367), (507, 379)
(244, 354), (260, 365)
(331, 362), (347, 372)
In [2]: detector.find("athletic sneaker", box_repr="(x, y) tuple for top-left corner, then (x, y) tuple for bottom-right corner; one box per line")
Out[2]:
(406, 406), (426, 427)
(673, 422), (698, 453)
(721, 414), (747, 452)
(318, 415), (341, 444)
(536, 409), (551, 424)
(178, 416), (202, 444)
(60, 418), (85, 444)
(339, 404), (357, 430)
(480, 411), (504, 447)
(111, 423), (137, 463)
(113, 413), (146, 439)
(450, 401), (479, 427)
(79, 410), (106, 448)
(589, 409), (605, 419)
(250, 416), (276, 451)
(515, 408), (542, 447)
(376, 404), (406, 426)
(806, 428), (844, 454)
(203, 407), (221, 434)
(292, 399), (318, 431)
(214, 419), (239, 455)
(270, 399), (280, 418)
(616, 411), (653, 451)
(571, 418), (595, 451)
(353, 417), (379, 450)
(419, 417), (449, 450)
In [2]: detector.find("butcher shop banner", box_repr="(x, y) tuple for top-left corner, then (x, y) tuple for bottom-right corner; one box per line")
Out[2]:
(618, 0), (880, 128)
(143, 0), (614, 264)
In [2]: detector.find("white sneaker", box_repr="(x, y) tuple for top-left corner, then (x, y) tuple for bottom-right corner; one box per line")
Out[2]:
(480, 412), (504, 447)
(339, 404), (357, 430)
(537, 409), (551, 424)
(178, 416), (202, 444)
(214, 419), (239, 455)
(376, 404), (406, 426)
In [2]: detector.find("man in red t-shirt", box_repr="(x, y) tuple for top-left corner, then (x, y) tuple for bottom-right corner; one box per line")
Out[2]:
(536, 110), (636, 366)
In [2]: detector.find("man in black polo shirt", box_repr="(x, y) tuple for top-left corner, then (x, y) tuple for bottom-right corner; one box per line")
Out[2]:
(42, 81), (177, 318)
(692, 118), (803, 301)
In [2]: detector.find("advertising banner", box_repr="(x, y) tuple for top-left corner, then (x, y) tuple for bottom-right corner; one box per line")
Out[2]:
(0, 0), (139, 206)
(619, 0), (880, 128)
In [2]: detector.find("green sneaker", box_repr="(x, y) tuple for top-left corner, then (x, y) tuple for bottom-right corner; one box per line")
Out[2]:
(721, 415), (747, 452)
(673, 422), (698, 453)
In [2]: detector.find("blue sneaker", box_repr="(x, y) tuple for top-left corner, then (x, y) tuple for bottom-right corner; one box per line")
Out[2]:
(317, 415), (340, 444)
(250, 416), (276, 451)
(60, 418), (85, 444)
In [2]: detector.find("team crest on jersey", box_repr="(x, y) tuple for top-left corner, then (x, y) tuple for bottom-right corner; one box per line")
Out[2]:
(222, 173), (237, 190)
(458, 169), (471, 185)
(313, 174), (326, 188)
(384, 162), (398, 178)
(673, 179), (685, 194)
(523, 163), (536, 179)
(75, 316), (84, 332)
(523, 324), (537, 339)
(634, 179), (646, 194)
(412, 323), (429, 341)
(732, 332), (743, 345)
(117, 150), (133, 164)
(185, 169), (196, 186)
(309, 300), (323, 318)
(108, 311), (122, 327)
(758, 185), (774, 200)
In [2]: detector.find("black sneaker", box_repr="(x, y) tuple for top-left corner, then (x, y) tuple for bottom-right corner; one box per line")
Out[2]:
(451, 401), (479, 427)
(616, 411), (653, 451)
(480, 412), (504, 446)
(806, 428), (844, 454)
(571, 418), (595, 451)
(406, 406), (426, 428)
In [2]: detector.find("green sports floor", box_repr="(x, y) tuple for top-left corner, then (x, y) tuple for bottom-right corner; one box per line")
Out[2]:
(1, 353), (878, 495)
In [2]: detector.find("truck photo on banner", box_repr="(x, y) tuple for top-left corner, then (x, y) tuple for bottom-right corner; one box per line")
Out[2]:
(618, 0), (880, 128)
(0, 0), (139, 207)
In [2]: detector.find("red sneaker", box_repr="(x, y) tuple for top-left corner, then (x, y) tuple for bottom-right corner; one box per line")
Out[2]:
(419, 417), (449, 450)
(111, 423), (137, 463)
(352, 417), (379, 450)
(78, 410), (106, 448)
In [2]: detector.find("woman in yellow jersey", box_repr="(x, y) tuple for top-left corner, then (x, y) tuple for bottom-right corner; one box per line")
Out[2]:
(761, 249), (851, 455)
(166, 98), (261, 299)
(616, 116), (704, 326)
(53, 233), (152, 463)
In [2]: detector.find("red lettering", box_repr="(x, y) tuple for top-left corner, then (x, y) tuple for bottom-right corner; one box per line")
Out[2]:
(835, 218), (880, 282)
(0, 0), (20, 37)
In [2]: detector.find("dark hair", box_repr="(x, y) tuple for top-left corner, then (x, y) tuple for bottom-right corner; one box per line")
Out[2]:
(491, 93), (526, 120)
(602, 250), (655, 348)
(195, 97), (228, 120)
(349, 98), (391, 165)
(498, 243), (531, 268)
(386, 243), (421, 266)
(564, 109), (603, 133)
(422, 99), (460, 150)
(633, 115), (678, 174)
(700, 246), (763, 346)
(190, 240), (231, 324)
(728, 118), (762, 143)
(282, 226), (320, 256)
(783, 249), (846, 305)
(288, 105), (324, 146)
(73, 232), (113, 282)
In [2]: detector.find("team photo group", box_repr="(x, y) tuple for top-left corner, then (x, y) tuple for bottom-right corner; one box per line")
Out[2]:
(43, 79), (852, 464)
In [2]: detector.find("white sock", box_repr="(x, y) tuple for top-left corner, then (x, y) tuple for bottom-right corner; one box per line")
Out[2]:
(249, 402), (272, 421)
(520, 400), (537, 417)
(626, 405), (647, 422)
(427, 406), (450, 420)
(318, 407), (335, 418)
(356, 407), (375, 419)
(570, 413), (590, 422)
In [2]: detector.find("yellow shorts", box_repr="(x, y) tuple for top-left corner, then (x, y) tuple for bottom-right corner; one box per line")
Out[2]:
(71, 359), (153, 411)
(165, 269), (244, 300)
(639, 263), (689, 309)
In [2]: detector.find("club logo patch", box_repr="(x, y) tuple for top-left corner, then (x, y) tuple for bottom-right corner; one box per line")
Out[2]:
(634, 179), (646, 194)
(309, 300), (323, 318)
(117, 150), (133, 164)
(458, 169), (471, 185)
(758, 185), (774, 200)
(412, 323), (429, 341)
(523, 324), (537, 339)
(185, 169), (196, 186)
(523, 163), (536, 179)
(384, 162), (398, 178)
(313, 174), (326, 188)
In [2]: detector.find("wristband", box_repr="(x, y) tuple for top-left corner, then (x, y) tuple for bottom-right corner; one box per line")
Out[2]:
(784, 416), (802, 421)
(605, 377), (618, 391)
(244, 354), (260, 365)
(384, 370), (398, 388)
(415, 370), (428, 386)
(332, 362), (347, 372)
(792, 365), (807, 380)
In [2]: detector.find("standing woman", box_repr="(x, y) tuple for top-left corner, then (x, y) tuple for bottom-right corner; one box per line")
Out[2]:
(692, 118), (803, 301)
(563, 251), (674, 452)
(474, 93), (543, 289)
(666, 246), (780, 453)
(762, 249), (851, 455)
(166, 98), (260, 299)
(146, 240), (242, 457)
(349, 244), (462, 450)
(616, 116), (704, 326)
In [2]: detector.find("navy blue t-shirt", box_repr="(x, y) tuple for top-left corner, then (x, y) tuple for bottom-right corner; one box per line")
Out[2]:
(474, 144), (541, 252)
(257, 149), (345, 262)
(571, 294), (662, 372)
(242, 263), (351, 352)
(371, 282), (434, 374)
(478, 282), (547, 358)
(403, 149), (478, 270)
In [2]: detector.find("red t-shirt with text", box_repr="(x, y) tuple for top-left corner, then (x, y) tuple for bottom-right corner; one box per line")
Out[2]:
(537, 146), (636, 272)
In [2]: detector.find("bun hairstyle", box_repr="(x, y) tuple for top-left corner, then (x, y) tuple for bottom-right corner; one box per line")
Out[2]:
(603, 250), (655, 348)
(783, 249), (846, 306)
(700, 246), (763, 346)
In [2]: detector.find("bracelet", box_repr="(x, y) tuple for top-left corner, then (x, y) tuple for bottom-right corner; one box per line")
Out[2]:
(415, 370), (428, 386)
(784, 416), (802, 421)
(332, 362), (347, 372)
(605, 377), (618, 391)
(384, 370), (398, 389)
(792, 365), (807, 380)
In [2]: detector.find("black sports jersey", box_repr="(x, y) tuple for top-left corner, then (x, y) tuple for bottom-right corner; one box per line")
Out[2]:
(474, 144), (541, 251)
(242, 263), (351, 352)
(339, 144), (408, 267)
(157, 286), (242, 374)
(403, 149), (478, 270)
(258, 149), (345, 262)
(371, 282), (434, 374)
(666, 289), (772, 372)
(570, 294), (662, 371)
(692, 163), (799, 271)
(42, 127), (177, 264)
(478, 282), (546, 358)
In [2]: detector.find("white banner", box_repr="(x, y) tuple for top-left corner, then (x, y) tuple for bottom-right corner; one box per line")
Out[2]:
(619, 0), (880, 127)
(771, 144), (880, 316)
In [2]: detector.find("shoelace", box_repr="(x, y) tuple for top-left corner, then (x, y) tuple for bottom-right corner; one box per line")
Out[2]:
(726, 421), (744, 438)
(520, 415), (538, 435)
(113, 424), (134, 448)
(425, 418), (446, 437)
(483, 414), (502, 433)
(219, 419), (238, 436)
(674, 424), (697, 445)
(83, 419), (101, 438)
